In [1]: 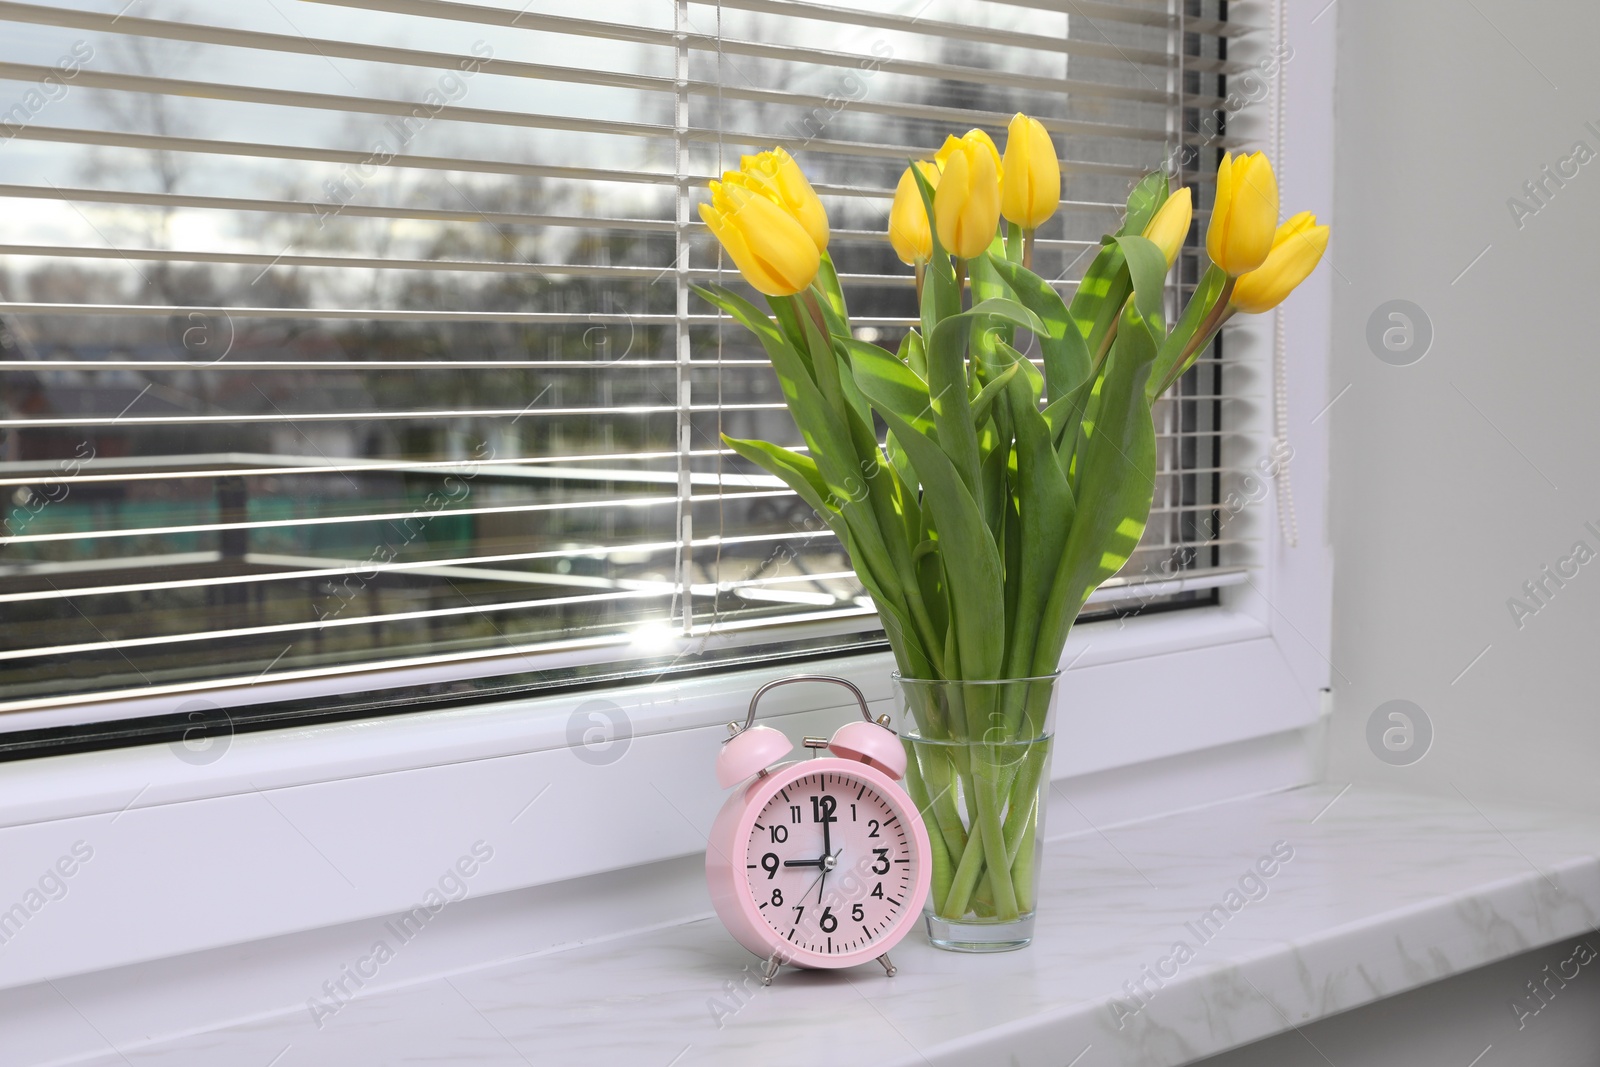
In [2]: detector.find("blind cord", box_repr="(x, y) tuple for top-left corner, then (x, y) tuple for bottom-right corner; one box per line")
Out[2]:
(712, 0), (726, 630)
(1271, 0), (1299, 549)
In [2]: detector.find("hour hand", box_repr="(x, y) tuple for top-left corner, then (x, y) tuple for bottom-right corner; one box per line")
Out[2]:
(782, 858), (824, 867)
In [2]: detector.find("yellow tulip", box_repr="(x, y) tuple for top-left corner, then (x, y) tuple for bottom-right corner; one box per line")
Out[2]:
(699, 181), (821, 297)
(888, 161), (940, 265)
(933, 130), (1002, 259)
(1142, 187), (1192, 269)
(1000, 113), (1060, 230)
(934, 128), (1001, 174)
(1206, 152), (1279, 276)
(1230, 212), (1329, 314)
(725, 147), (830, 254)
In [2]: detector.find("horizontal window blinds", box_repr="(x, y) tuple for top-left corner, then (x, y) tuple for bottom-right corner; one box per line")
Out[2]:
(0, 0), (1257, 715)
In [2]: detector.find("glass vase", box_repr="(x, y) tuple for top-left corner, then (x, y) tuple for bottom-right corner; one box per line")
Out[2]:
(896, 673), (1057, 952)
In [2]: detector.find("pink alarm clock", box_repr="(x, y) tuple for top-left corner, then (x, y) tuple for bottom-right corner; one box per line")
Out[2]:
(706, 675), (933, 985)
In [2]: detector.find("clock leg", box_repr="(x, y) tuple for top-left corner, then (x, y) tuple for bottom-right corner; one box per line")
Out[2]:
(875, 953), (897, 977)
(760, 954), (783, 986)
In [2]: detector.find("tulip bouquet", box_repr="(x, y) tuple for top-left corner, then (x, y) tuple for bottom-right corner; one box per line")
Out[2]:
(697, 117), (1326, 934)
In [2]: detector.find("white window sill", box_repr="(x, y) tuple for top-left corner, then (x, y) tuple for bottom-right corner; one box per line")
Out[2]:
(0, 604), (1322, 990)
(6, 782), (1598, 1066)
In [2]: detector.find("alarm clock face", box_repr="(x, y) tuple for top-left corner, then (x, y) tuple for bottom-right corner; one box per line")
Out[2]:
(743, 769), (917, 958)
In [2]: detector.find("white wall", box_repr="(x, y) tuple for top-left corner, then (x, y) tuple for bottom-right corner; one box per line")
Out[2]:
(1324, 0), (1600, 811)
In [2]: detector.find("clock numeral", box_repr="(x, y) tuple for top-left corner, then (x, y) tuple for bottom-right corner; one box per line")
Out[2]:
(871, 848), (890, 875)
(871, 882), (884, 899)
(769, 825), (788, 844)
(851, 903), (864, 922)
(819, 907), (837, 933)
(789, 805), (802, 823)
(810, 795), (837, 824)
(760, 852), (779, 879)
(850, 803), (857, 821)
(791, 904), (805, 924)
(771, 887), (783, 907)
(867, 818), (880, 838)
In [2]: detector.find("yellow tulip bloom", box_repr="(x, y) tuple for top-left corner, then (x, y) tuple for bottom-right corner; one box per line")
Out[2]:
(699, 181), (821, 297)
(889, 161), (940, 265)
(1230, 212), (1329, 314)
(723, 147), (830, 254)
(1142, 187), (1192, 269)
(933, 130), (1002, 259)
(1000, 113), (1060, 230)
(1206, 152), (1280, 276)
(934, 128), (1001, 174)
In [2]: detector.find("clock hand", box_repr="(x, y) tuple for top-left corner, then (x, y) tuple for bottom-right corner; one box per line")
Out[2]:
(816, 848), (840, 905)
(783, 858), (823, 867)
(796, 851), (842, 914)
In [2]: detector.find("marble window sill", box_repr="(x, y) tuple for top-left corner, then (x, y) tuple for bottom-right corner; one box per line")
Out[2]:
(12, 782), (1600, 1067)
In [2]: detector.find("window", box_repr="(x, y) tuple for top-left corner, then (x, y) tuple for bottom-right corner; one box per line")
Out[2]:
(0, 0), (1251, 726)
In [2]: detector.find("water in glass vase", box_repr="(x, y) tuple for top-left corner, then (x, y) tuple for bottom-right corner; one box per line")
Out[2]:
(896, 674), (1057, 952)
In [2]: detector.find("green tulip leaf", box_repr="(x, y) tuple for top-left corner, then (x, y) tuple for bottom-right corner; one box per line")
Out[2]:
(925, 298), (1047, 498)
(910, 161), (959, 329)
(970, 359), (1023, 429)
(1043, 372), (1097, 468)
(839, 519), (934, 680)
(1033, 297), (1159, 675)
(997, 341), (1076, 683)
(765, 293), (813, 380)
(695, 283), (903, 604)
(869, 402), (1006, 681)
(1150, 263), (1228, 398)
(1119, 171), (1171, 238)
(1114, 234), (1169, 336)
(1069, 241), (1131, 360)
(845, 339), (936, 439)
(793, 295), (854, 429)
(987, 254), (1092, 405)
(968, 233), (1012, 377)
(814, 251), (850, 326)
(898, 328), (928, 379)
(723, 435), (840, 536)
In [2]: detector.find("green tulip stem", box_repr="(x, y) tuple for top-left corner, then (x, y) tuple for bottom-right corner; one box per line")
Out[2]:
(902, 745), (953, 913)
(917, 744), (970, 862)
(799, 289), (832, 348)
(940, 748), (1017, 921)
(1156, 279), (1237, 395)
(954, 258), (968, 310)
(971, 871), (998, 916)
(1010, 810), (1040, 914)
(1095, 300), (1126, 369)
(1022, 227), (1036, 270)
(914, 260), (926, 309)
(1002, 742), (1050, 865)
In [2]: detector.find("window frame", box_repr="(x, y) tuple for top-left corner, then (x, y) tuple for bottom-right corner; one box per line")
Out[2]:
(0, 4), (1337, 992)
